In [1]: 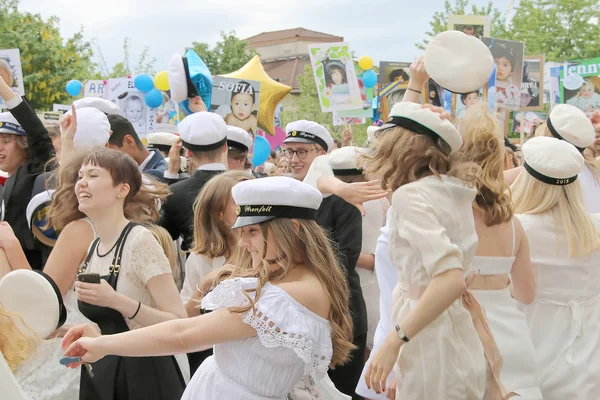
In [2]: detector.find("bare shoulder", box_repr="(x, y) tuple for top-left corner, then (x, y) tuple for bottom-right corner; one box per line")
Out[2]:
(274, 276), (330, 319)
(61, 219), (94, 241)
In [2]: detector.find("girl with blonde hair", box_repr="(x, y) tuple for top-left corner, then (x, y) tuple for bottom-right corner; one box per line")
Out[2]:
(63, 176), (354, 399)
(512, 136), (600, 399)
(460, 106), (540, 398)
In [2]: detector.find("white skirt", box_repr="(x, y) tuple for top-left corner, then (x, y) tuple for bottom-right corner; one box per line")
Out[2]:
(472, 288), (542, 399)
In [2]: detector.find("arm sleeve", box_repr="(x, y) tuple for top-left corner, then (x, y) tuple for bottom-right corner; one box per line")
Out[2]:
(130, 229), (173, 285)
(333, 198), (362, 275)
(303, 154), (333, 197)
(159, 196), (182, 241)
(394, 186), (464, 277)
(7, 96), (54, 174)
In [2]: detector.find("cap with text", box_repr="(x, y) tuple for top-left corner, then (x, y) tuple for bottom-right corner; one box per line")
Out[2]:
(284, 120), (334, 152)
(522, 136), (584, 186)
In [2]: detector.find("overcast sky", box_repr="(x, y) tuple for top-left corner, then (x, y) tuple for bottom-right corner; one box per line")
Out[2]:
(18, 0), (497, 75)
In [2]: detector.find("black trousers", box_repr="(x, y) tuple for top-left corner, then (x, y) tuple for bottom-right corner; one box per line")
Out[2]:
(328, 333), (367, 400)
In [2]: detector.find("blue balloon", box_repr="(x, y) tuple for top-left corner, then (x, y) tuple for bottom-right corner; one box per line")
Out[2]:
(252, 135), (271, 167)
(362, 70), (378, 89)
(65, 80), (83, 96)
(134, 74), (154, 93)
(145, 89), (163, 109)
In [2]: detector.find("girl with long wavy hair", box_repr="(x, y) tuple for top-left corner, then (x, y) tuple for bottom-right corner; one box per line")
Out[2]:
(460, 106), (540, 398)
(62, 176), (355, 400)
(512, 136), (600, 400)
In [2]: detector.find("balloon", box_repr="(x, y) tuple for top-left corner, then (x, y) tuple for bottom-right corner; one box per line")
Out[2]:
(362, 70), (378, 89)
(65, 80), (83, 96)
(223, 56), (291, 135)
(154, 71), (170, 91)
(252, 135), (271, 167)
(358, 56), (374, 71)
(145, 89), (163, 109)
(134, 74), (154, 93)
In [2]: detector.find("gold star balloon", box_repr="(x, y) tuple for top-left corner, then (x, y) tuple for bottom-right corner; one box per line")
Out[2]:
(223, 56), (291, 135)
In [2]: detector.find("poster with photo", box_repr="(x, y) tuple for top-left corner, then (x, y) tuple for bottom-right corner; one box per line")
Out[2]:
(0, 49), (25, 98)
(520, 56), (544, 111)
(83, 80), (106, 98)
(444, 65), (497, 118)
(332, 114), (365, 126)
(447, 15), (491, 38)
(106, 77), (156, 138)
(560, 57), (600, 116)
(377, 61), (411, 120)
(308, 42), (362, 113)
(511, 111), (547, 135)
(545, 62), (562, 109)
(211, 76), (260, 136)
(336, 65), (375, 119)
(481, 37), (525, 111)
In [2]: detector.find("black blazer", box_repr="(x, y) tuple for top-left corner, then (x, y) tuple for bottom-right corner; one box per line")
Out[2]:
(160, 169), (224, 252)
(316, 195), (367, 337)
(1, 98), (54, 270)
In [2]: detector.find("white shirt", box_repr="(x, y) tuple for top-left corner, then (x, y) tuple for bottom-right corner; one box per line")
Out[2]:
(579, 164), (600, 213)
(180, 254), (226, 304)
(198, 163), (227, 171)
(138, 152), (155, 172)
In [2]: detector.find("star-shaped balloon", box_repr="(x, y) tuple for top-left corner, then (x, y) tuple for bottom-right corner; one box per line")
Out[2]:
(223, 56), (291, 135)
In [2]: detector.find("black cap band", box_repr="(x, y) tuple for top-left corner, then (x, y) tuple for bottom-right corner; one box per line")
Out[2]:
(147, 144), (174, 153)
(236, 204), (317, 220)
(227, 140), (249, 152)
(547, 117), (586, 152)
(182, 56), (199, 99)
(286, 130), (328, 152)
(182, 136), (227, 152)
(523, 162), (578, 186)
(383, 116), (449, 150)
(34, 270), (67, 329)
(332, 168), (363, 176)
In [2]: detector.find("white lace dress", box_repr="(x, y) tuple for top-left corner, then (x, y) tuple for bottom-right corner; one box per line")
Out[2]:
(183, 277), (334, 400)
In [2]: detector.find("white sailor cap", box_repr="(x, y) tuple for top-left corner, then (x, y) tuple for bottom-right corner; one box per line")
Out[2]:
(330, 146), (365, 176)
(0, 112), (25, 136)
(523, 136), (584, 186)
(232, 176), (322, 229)
(0, 269), (67, 339)
(227, 126), (254, 152)
(367, 126), (382, 142)
(71, 107), (111, 151)
(547, 104), (595, 152)
(26, 190), (58, 247)
(284, 120), (334, 152)
(381, 102), (462, 151)
(424, 30), (494, 94)
(168, 50), (213, 106)
(147, 131), (179, 152)
(164, 156), (187, 172)
(177, 112), (227, 151)
(71, 97), (121, 115)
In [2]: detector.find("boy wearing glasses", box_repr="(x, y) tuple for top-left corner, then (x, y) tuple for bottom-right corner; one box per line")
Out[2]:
(284, 121), (367, 400)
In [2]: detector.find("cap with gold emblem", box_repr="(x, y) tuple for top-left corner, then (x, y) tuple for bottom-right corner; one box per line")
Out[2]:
(231, 176), (323, 229)
(284, 120), (334, 152)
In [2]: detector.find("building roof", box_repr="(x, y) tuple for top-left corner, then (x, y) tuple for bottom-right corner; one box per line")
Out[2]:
(246, 28), (343, 47)
(262, 57), (311, 92)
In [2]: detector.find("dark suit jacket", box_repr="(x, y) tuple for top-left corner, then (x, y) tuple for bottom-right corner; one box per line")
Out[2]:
(143, 150), (169, 182)
(160, 169), (224, 252)
(1, 97), (54, 270)
(316, 195), (367, 337)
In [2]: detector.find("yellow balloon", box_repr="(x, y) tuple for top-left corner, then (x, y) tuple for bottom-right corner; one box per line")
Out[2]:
(358, 56), (374, 71)
(154, 71), (170, 91)
(222, 56), (291, 135)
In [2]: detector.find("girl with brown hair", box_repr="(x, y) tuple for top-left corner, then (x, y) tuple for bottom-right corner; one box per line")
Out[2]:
(63, 176), (354, 400)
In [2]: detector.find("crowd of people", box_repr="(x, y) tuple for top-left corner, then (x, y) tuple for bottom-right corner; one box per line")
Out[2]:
(1, 29), (600, 400)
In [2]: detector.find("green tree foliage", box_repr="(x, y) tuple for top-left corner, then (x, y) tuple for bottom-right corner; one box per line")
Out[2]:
(190, 31), (258, 75)
(0, 0), (96, 110)
(507, 0), (600, 61)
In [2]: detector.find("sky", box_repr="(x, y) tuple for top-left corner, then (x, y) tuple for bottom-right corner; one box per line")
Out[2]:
(18, 0), (499, 75)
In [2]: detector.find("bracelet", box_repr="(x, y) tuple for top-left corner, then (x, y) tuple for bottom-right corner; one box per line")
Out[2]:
(407, 87), (422, 94)
(128, 301), (141, 319)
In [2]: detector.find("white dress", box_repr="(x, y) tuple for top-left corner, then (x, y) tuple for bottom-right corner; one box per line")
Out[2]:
(471, 219), (542, 399)
(356, 209), (398, 399)
(183, 277), (334, 400)
(519, 211), (600, 400)
(14, 219), (97, 400)
(388, 176), (486, 400)
(579, 164), (600, 213)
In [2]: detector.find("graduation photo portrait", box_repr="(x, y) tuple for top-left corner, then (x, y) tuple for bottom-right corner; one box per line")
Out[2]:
(560, 57), (600, 116)
(211, 76), (261, 136)
(106, 77), (156, 137)
(447, 15), (491, 38)
(481, 37), (525, 111)
(0, 48), (25, 98)
(308, 42), (362, 113)
(520, 55), (544, 111)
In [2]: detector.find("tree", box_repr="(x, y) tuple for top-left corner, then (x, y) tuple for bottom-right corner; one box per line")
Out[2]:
(94, 37), (157, 78)
(507, 0), (600, 61)
(190, 31), (258, 75)
(416, 0), (510, 50)
(0, 0), (97, 110)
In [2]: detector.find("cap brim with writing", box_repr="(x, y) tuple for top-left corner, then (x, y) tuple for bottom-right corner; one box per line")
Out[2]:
(231, 176), (322, 229)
